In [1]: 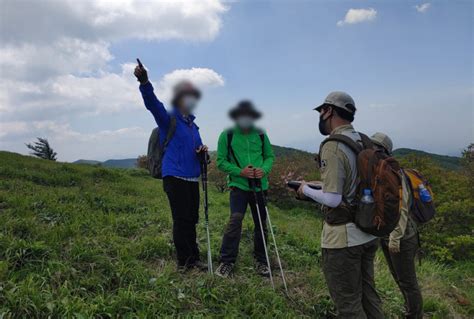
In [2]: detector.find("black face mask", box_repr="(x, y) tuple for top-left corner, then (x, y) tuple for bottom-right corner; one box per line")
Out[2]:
(318, 113), (332, 136)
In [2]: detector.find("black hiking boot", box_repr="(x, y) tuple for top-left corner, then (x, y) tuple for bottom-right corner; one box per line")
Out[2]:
(215, 262), (234, 278)
(177, 260), (208, 273)
(256, 262), (270, 277)
(189, 260), (208, 272)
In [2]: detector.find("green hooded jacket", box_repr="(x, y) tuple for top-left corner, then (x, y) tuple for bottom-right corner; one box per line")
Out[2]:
(216, 126), (275, 191)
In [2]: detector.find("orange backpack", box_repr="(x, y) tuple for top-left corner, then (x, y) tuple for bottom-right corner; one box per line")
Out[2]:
(403, 168), (436, 224)
(319, 133), (402, 237)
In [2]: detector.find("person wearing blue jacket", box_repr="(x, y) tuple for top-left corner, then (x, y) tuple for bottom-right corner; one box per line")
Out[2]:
(134, 62), (208, 271)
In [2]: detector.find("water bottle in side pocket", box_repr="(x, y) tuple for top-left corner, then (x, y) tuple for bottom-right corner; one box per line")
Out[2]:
(418, 184), (432, 203)
(361, 188), (375, 204)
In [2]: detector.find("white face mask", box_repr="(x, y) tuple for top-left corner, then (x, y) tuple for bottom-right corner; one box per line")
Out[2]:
(181, 95), (198, 114)
(235, 115), (255, 129)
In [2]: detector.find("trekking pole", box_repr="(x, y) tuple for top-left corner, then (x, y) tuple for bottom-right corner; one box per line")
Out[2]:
(200, 151), (213, 274)
(249, 176), (275, 290)
(256, 179), (288, 294)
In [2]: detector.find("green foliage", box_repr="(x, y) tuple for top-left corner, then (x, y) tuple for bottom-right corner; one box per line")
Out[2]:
(0, 151), (472, 317)
(447, 235), (474, 261)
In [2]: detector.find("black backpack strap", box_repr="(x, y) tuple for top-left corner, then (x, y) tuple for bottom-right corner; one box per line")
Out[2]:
(227, 129), (266, 168)
(226, 130), (242, 168)
(162, 115), (177, 154)
(257, 129), (265, 157)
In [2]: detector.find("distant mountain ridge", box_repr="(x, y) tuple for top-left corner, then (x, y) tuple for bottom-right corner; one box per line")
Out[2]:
(392, 148), (462, 170)
(73, 158), (137, 168)
(73, 146), (462, 170)
(74, 159), (101, 165)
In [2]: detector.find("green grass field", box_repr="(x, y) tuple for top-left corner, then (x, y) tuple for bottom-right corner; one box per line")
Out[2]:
(0, 151), (472, 318)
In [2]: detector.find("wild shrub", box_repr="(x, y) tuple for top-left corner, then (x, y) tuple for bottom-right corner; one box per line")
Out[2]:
(207, 160), (228, 193)
(268, 154), (319, 207)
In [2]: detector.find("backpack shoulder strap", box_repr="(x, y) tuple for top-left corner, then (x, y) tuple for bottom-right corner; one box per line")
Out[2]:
(257, 129), (265, 157)
(226, 129), (233, 161)
(226, 129), (241, 168)
(401, 168), (416, 210)
(227, 129), (234, 147)
(358, 133), (374, 150)
(162, 115), (177, 153)
(321, 134), (364, 155)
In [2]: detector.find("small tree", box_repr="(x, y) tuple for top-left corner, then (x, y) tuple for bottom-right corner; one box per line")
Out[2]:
(136, 155), (149, 169)
(207, 160), (228, 193)
(25, 137), (57, 161)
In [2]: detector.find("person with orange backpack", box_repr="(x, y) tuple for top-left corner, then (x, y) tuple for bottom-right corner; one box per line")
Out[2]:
(371, 132), (425, 319)
(294, 92), (397, 318)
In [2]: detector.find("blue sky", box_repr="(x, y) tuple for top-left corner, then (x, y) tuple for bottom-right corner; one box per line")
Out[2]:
(0, 0), (472, 161)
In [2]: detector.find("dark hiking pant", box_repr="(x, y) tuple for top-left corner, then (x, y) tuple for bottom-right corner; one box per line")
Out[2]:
(322, 239), (384, 319)
(382, 235), (423, 319)
(219, 187), (268, 264)
(163, 176), (200, 267)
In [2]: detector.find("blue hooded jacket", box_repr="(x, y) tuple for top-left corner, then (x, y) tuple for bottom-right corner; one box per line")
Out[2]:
(139, 82), (203, 178)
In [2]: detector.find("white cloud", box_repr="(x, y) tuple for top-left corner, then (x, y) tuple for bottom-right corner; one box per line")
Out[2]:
(337, 8), (377, 27)
(0, 39), (112, 82)
(157, 67), (225, 102)
(0, 0), (227, 83)
(0, 122), (29, 138)
(0, 0), (227, 45)
(415, 3), (431, 13)
(0, 65), (225, 160)
(0, 64), (225, 121)
(0, 0), (227, 160)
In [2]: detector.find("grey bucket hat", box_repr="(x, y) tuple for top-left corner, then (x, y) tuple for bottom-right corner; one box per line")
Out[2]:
(314, 91), (356, 114)
(371, 132), (394, 154)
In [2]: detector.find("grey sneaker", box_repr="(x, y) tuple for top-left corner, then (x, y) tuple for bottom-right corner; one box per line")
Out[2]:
(215, 262), (234, 278)
(256, 262), (270, 277)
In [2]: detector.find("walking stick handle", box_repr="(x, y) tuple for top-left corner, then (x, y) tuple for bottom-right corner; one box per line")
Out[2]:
(198, 150), (210, 165)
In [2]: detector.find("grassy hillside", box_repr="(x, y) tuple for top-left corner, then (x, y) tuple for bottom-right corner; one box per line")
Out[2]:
(0, 151), (472, 318)
(393, 148), (462, 170)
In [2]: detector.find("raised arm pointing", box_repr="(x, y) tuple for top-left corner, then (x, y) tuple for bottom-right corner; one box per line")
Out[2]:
(134, 58), (170, 128)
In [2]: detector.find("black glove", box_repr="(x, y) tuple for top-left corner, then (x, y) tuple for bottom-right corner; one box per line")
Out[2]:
(134, 65), (148, 84)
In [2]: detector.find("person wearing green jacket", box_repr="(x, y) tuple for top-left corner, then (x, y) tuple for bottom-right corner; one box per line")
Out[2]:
(215, 100), (275, 278)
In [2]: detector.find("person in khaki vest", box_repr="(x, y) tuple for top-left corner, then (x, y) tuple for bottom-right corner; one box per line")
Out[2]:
(296, 92), (384, 319)
(371, 132), (423, 319)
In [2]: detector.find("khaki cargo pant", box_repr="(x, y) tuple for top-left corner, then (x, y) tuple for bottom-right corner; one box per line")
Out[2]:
(381, 235), (423, 319)
(322, 239), (384, 319)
